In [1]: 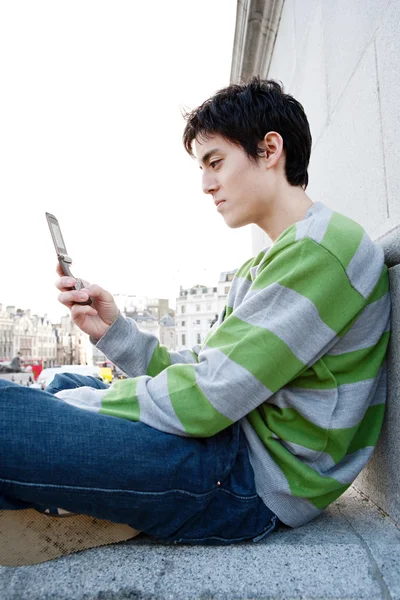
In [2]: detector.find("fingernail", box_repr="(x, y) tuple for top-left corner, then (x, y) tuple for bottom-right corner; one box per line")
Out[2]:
(66, 278), (75, 285)
(78, 292), (88, 300)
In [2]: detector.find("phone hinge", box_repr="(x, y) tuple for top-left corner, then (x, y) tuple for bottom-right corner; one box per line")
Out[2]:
(59, 254), (72, 264)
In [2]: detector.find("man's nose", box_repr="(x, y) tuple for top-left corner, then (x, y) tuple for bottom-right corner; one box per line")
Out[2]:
(202, 172), (219, 195)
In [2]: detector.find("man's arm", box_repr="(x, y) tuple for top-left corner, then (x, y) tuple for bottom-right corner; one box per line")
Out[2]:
(56, 264), (202, 378)
(57, 239), (379, 437)
(93, 313), (200, 378)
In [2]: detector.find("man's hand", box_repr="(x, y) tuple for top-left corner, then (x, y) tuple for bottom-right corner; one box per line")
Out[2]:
(55, 264), (119, 340)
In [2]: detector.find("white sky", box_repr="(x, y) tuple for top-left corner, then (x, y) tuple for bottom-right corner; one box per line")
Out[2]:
(0, 1), (253, 322)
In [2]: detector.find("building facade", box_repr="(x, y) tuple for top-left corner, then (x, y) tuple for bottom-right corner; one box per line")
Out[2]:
(175, 271), (236, 350)
(0, 304), (88, 368)
(0, 305), (14, 360)
(159, 313), (176, 350)
(125, 309), (160, 341)
(31, 313), (58, 366)
(114, 294), (171, 321)
(55, 314), (88, 366)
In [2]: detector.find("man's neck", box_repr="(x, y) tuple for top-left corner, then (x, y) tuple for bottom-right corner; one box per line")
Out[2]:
(259, 187), (314, 243)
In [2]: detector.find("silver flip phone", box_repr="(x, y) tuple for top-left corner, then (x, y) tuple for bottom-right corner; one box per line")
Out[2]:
(45, 212), (92, 306)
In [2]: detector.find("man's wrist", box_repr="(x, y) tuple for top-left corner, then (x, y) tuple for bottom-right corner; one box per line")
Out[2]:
(90, 312), (122, 346)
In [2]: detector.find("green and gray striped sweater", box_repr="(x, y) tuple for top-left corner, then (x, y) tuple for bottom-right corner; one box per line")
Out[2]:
(56, 202), (391, 527)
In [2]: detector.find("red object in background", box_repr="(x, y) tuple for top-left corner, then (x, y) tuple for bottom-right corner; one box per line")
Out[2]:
(32, 364), (43, 381)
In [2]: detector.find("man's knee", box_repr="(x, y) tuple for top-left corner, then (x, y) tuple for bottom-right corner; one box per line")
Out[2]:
(46, 372), (91, 394)
(46, 372), (107, 394)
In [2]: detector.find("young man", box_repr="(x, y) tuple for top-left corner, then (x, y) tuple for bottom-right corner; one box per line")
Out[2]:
(0, 78), (390, 541)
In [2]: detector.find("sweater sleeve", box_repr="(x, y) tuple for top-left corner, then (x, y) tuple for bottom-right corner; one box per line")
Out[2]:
(61, 239), (367, 436)
(94, 313), (199, 378)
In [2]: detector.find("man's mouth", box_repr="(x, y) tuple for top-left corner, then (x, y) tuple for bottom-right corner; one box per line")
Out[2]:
(215, 200), (226, 209)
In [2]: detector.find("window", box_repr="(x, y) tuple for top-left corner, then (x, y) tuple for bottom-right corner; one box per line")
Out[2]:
(227, 273), (234, 281)
(196, 304), (201, 311)
(196, 319), (200, 325)
(196, 334), (201, 344)
(181, 321), (186, 327)
(181, 334), (186, 346)
(224, 286), (230, 294)
(206, 303), (212, 311)
(181, 305), (186, 314)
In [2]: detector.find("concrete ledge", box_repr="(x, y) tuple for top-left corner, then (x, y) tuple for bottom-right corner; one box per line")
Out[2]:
(354, 263), (400, 523)
(1, 487), (400, 600)
(376, 224), (400, 268)
(354, 225), (400, 522)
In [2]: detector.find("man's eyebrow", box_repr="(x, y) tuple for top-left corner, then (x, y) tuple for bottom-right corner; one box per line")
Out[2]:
(199, 148), (222, 166)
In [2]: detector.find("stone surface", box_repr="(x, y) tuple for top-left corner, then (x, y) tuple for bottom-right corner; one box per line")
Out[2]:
(1, 487), (399, 600)
(375, 0), (400, 227)
(265, 0), (400, 241)
(307, 42), (388, 240)
(321, 0), (391, 114)
(354, 264), (400, 523)
(268, 0), (297, 89)
(293, 0), (319, 57)
(354, 227), (399, 522)
(291, 0), (328, 146)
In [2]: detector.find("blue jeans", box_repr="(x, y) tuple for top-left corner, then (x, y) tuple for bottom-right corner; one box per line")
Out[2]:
(0, 373), (278, 544)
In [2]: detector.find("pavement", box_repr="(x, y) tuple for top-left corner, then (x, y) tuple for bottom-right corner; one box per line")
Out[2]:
(1, 486), (399, 600)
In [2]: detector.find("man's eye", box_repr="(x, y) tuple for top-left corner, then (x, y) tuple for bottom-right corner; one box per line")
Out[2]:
(210, 160), (221, 169)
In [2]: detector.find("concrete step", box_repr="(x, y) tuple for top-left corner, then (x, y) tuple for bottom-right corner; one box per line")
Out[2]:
(1, 487), (399, 600)
(355, 225), (400, 523)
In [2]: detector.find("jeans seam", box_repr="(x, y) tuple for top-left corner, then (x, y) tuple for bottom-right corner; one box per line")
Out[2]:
(176, 513), (278, 545)
(1, 477), (260, 502)
(0, 477), (243, 503)
(0, 477), (214, 499)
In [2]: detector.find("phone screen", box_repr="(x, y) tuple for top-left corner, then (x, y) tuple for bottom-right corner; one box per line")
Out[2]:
(46, 213), (68, 255)
(52, 223), (66, 251)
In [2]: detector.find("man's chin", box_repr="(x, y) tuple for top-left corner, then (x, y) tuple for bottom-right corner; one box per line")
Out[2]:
(223, 216), (250, 229)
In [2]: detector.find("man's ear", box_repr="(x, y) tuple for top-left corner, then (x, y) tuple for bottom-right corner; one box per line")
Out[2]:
(259, 131), (284, 169)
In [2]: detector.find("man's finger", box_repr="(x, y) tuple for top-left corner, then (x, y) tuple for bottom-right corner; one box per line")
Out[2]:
(58, 289), (91, 307)
(56, 276), (91, 292)
(56, 276), (77, 292)
(86, 284), (114, 302)
(70, 305), (98, 318)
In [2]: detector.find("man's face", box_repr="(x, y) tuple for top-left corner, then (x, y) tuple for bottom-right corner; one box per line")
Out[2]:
(195, 134), (271, 229)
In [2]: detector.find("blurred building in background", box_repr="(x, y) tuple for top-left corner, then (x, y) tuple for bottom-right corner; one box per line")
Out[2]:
(1, 268), (238, 368)
(0, 304), (87, 368)
(159, 313), (176, 350)
(175, 270), (236, 350)
(92, 294), (176, 365)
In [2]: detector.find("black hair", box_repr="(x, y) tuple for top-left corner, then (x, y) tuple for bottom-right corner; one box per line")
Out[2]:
(183, 77), (312, 188)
